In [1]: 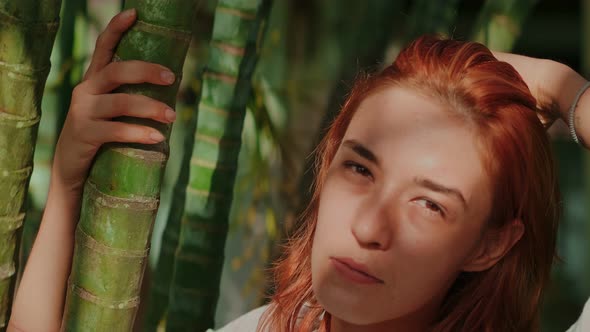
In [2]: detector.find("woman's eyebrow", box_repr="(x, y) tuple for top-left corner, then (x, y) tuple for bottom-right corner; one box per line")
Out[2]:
(342, 139), (379, 165)
(413, 176), (467, 209)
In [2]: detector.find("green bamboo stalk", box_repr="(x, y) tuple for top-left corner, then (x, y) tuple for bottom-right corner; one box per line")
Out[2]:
(0, 0), (61, 328)
(141, 6), (215, 330)
(20, 0), (85, 270)
(471, 0), (540, 52)
(165, 0), (273, 330)
(142, 78), (202, 332)
(405, 0), (461, 42)
(142, 87), (199, 332)
(60, 1), (196, 330)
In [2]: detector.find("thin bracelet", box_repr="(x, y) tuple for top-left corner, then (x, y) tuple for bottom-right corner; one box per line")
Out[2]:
(568, 80), (590, 144)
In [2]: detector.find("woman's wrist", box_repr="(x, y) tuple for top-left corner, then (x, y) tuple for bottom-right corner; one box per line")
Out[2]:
(539, 60), (585, 118)
(540, 60), (590, 145)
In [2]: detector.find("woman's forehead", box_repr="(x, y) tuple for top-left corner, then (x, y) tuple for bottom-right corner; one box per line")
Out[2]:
(342, 87), (489, 204)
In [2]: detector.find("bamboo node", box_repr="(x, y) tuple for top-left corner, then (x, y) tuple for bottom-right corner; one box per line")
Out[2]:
(0, 166), (33, 180)
(217, 6), (256, 20)
(110, 146), (167, 164)
(194, 133), (241, 147)
(185, 186), (225, 201)
(0, 111), (41, 128)
(0, 8), (60, 29)
(211, 41), (246, 56)
(0, 263), (15, 280)
(190, 157), (237, 171)
(76, 226), (149, 258)
(133, 19), (192, 42)
(68, 281), (140, 309)
(199, 102), (230, 118)
(0, 213), (24, 233)
(0, 59), (52, 80)
(204, 71), (238, 84)
(85, 180), (160, 210)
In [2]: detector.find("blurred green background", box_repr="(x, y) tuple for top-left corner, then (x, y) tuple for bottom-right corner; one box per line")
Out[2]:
(23, 0), (590, 331)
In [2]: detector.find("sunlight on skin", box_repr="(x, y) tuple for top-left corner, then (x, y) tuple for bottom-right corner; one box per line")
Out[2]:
(311, 86), (496, 332)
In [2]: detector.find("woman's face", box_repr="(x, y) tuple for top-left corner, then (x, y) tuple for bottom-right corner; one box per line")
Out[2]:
(311, 87), (494, 327)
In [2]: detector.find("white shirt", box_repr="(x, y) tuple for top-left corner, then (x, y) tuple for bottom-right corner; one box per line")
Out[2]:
(567, 296), (590, 332)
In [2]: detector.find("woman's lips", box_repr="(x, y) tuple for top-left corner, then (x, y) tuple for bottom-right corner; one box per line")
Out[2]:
(330, 257), (384, 284)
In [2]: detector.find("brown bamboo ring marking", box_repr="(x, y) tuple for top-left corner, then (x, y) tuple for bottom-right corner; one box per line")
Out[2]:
(194, 133), (241, 147)
(75, 226), (149, 258)
(179, 215), (229, 234)
(0, 60), (51, 80)
(185, 186), (225, 201)
(0, 167), (33, 180)
(0, 111), (41, 128)
(67, 281), (140, 309)
(0, 263), (15, 280)
(0, 8), (60, 29)
(211, 41), (246, 57)
(204, 71), (238, 85)
(216, 6), (256, 20)
(199, 102), (229, 118)
(189, 157), (237, 171)
(199, 102), (243, 118)
(131, 19), (192, 42)
(85, 180), (160, 210)
(0, 213), (24, 234)
(110, 146), (167, 164)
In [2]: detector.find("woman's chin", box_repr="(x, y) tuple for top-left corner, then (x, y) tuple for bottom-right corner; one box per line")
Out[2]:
(314, 285), (391, 325)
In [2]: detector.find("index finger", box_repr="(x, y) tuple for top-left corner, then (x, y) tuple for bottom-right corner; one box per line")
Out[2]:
(83, 8), (137, 80)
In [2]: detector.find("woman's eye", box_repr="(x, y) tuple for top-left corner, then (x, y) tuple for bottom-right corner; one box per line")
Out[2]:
(343, 161), (373, 178)
(416, 198), (445, 217)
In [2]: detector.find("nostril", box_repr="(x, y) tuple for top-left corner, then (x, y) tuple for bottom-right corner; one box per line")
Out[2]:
(367, 241), (382, 249)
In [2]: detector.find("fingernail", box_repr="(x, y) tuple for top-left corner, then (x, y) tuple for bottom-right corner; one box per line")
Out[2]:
(122, 8), (136, 19)
(150, 131), (165, 142)
(161, 70), (175, 84)
(165, 108), (176, 122)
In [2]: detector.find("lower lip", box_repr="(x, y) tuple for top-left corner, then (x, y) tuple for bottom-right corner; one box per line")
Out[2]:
(330, 258), (382, 284)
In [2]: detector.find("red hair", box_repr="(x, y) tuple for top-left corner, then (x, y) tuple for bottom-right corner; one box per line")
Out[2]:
(258, 35), (561, 332)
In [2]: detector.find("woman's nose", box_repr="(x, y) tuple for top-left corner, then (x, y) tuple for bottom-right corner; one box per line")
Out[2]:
(350, 198), (393, 250)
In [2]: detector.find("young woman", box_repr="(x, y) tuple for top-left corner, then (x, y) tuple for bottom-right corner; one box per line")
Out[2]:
(8, 9), (590, 332)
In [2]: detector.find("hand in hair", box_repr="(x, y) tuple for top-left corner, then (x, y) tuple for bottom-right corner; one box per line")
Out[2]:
(494, 51), (590, 147)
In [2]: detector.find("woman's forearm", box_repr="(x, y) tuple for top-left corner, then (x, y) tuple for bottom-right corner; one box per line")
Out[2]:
(494, 51), (590, 147)
(9, 174), (82, 331)
(536, 60), (590, 146)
